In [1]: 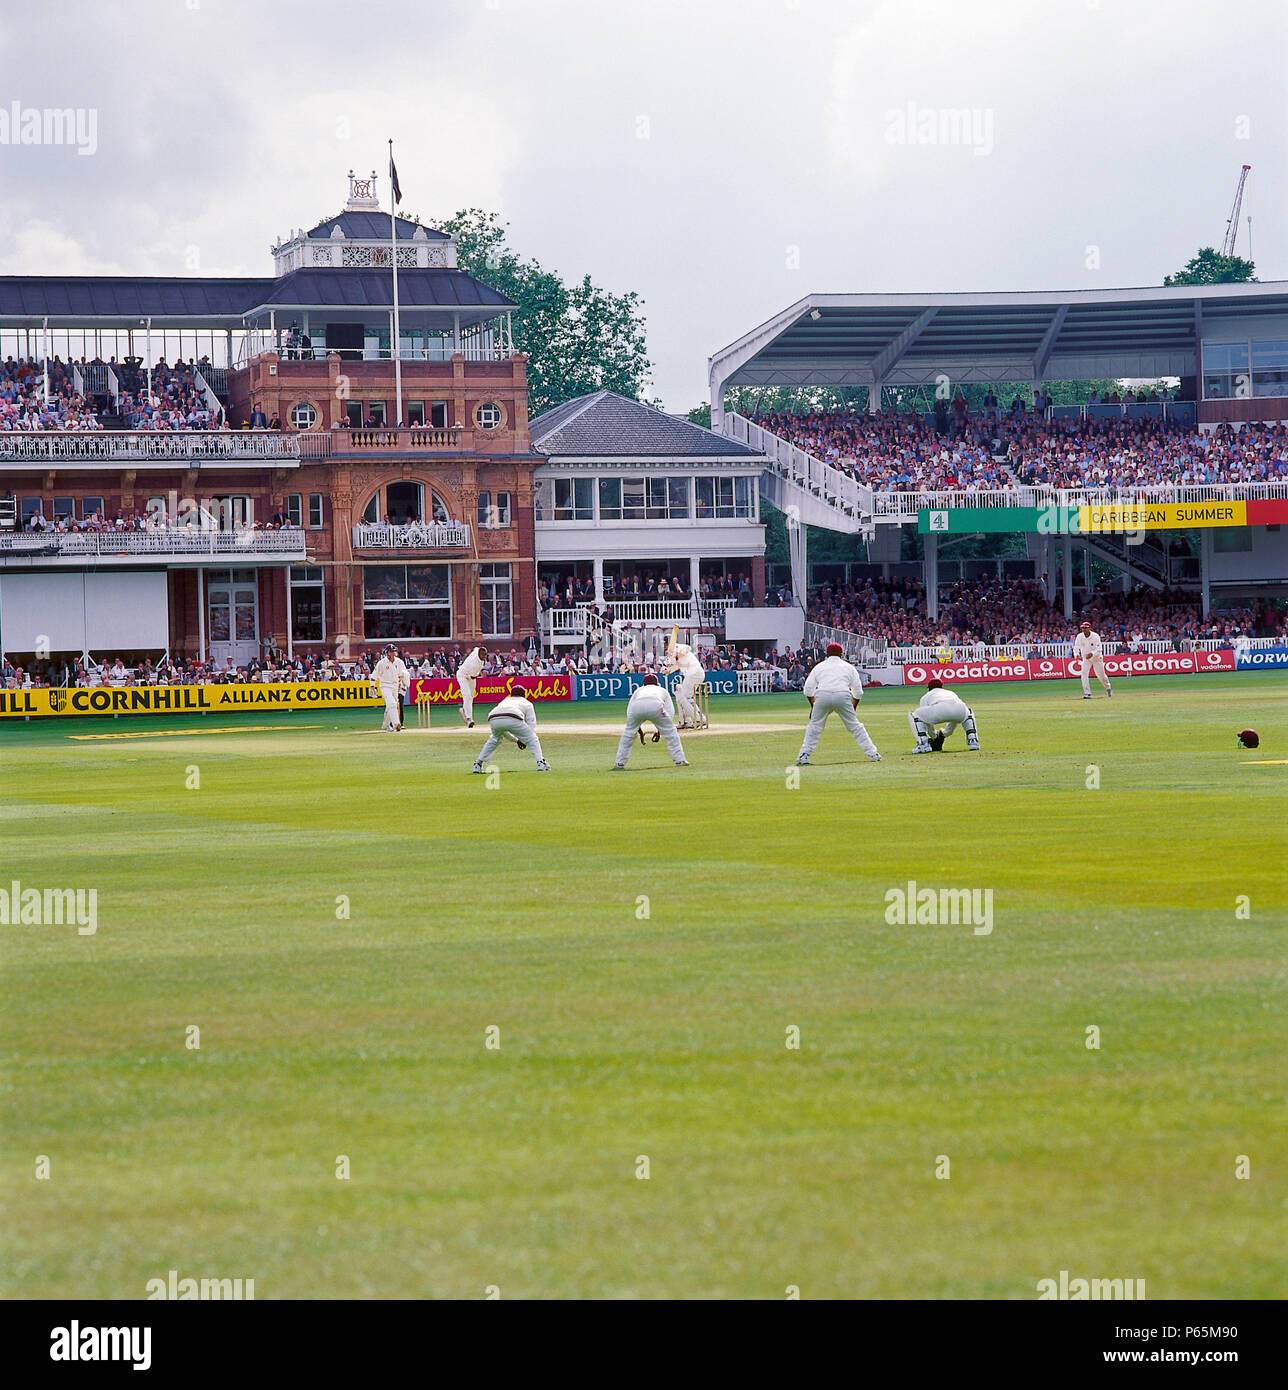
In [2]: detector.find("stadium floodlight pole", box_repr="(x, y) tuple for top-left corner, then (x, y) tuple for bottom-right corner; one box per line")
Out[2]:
(388, 139), (403, 428)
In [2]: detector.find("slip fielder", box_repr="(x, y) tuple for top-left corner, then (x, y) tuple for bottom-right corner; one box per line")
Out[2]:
(370, 644), (411, 732)
(612, 673), (689, 769)
(665, 641), (706, 729)
(455, 644), (489, 727)
(1072, 620), (1113, 699)
(472, 683), (550, 772)
(797, 642), (881, 765)
(909, 677), (979, 752)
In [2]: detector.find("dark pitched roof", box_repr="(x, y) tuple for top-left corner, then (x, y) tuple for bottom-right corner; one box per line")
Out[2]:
(0, 267), (514, 321)
(0, 275), (274, 319)
(306, 212), (449, 241)
(531, 390), (762, 458)
(254, 267), (515, 311)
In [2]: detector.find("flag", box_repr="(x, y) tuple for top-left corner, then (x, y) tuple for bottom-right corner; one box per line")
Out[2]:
(389, 154), (402, 206)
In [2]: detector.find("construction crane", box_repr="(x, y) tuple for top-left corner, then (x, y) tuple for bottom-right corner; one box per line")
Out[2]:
(1221, 165), (1251, 257)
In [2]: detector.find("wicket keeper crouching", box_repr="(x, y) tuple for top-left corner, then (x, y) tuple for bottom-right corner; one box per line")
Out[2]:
(909, 678), (979, 753)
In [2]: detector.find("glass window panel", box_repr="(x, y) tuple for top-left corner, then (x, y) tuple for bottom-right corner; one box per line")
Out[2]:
(1250, 340), (1288, 367)
(668, 478), (689, 517)
(599, 477), (622, 519)
(621, 478), (645, 519)
(405, 566), (450, 602)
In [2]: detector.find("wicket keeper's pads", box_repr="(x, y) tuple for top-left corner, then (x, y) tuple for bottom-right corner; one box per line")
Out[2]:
(1238, 728), (1259, 749)
(963, 710), (978, 739)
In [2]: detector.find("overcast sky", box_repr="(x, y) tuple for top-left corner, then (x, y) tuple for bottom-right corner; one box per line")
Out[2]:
(1, 0), (1284, 409)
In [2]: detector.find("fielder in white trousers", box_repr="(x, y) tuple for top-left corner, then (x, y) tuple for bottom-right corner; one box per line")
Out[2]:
(799, 691), (881, 760)
(613, 682), (688, 768)
(1072, 627), (1112, 698)
(797, 650), (881, 763)
(456, 645), (488, 726)
(473, 693), (548, 771)
(908, 685), (979, 752)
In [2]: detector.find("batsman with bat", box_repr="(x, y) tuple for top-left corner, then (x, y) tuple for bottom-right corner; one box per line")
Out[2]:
(663, 625), (706, 729)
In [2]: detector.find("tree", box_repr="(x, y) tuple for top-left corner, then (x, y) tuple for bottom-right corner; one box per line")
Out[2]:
(427, 209), (652, 416)
(1164, 247), (1257, 286)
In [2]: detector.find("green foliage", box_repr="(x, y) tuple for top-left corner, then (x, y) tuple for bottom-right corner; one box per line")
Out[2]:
(429, 208), (652, 416)
(1164, 247), (1257, 286)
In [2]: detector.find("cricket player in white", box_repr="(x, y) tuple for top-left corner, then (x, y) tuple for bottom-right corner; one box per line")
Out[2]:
(665, 642), (706, 729)
(455, 644), (489, 727)
(909, 677), (979, 752)
(1072, 620), (1112, 699)
(612, 673), (689, 769)
(797, 642), (881, 765)
(370, 644), (411, 732)
(472, 683), (549, 772)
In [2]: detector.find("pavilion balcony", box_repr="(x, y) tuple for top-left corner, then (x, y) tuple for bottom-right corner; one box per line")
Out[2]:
(352, 521), (471, 551)
(0, 431), (300, 468)
(0, 528), (307, 566)
(299, 426), (473, 459)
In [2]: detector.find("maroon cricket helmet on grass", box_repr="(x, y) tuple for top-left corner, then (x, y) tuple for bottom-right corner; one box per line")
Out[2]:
(1238, 729), (1259, 749)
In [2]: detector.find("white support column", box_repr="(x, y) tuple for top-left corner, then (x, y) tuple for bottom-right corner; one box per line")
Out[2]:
(197, 567), (207, 662)
(1062, 534), (1073, 619)
(868, 381), (882, 414)
(924, 531), (939, 621)
(689, 555), (701, 599)
(1043, 533), (1055, 603)
(1200, 527), (1212, 618)
(286, 568), (294, 660)
(593, 557), (604, 607)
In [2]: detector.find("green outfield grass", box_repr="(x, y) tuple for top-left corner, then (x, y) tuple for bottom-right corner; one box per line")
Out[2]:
(3, 673), (1286, 1299)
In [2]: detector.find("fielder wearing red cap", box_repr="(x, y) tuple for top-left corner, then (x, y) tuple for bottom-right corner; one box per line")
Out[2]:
(796, 644), (881, 765)
(1072, 621), (1112, 700)
(910, 677), (978, 753)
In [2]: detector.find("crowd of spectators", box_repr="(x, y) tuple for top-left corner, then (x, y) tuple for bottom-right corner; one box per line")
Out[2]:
(118, 358), (220, 430)
(1008, 418), (1288, 491)
(753, 405), (1288, 493)
(0, 356), (103, 431)
(807, 574), (1279, 649)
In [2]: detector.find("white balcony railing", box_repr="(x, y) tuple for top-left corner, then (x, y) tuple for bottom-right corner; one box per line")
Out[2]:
(0, 430), (300, 462)
(352, 521), (471, 550)
(0, 529), (308, 558)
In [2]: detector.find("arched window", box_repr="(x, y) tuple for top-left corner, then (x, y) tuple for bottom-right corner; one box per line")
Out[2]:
(360, 484), (452, 525)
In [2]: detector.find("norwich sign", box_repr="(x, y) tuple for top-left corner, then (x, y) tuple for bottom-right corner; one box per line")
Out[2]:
(0, 681), (381, 719)
(918, 499), (1288, 534)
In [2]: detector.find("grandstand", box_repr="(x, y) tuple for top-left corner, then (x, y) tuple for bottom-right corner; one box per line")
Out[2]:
(709, 284), (1288, 650)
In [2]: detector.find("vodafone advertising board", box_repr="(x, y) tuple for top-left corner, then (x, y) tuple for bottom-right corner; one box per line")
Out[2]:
(903, 649), (1236, 686)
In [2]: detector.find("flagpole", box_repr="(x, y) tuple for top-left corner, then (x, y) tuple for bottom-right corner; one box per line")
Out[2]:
(389, 139), (403, 428)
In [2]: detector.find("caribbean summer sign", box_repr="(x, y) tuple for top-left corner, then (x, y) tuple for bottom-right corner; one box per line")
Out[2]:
(918, 499), (1288, 533)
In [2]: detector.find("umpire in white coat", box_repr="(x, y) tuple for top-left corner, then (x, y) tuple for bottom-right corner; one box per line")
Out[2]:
(612, 673), (690, 769)
(797, 642), (881, 765)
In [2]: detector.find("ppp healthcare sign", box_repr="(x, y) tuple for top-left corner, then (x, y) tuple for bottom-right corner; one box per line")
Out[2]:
(574, 670), (739, 701)
(0, 680), (382, 719)
(903, 649), (1237, 686)
(409, 673), (571, 705)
